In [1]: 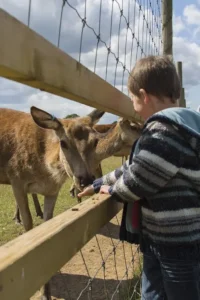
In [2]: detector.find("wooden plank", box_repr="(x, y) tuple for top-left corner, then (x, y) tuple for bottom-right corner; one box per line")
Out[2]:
(0, 9), (140, 121)
(176, 62), (186, 108)
(176, 61), (183, 86)
(0, 194), (122, 300)
(162, 0), (173, 56)
(179, 88), (186, 108)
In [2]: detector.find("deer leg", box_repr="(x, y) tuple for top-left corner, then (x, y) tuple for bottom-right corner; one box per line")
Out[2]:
(70, 182), (82, 203)
(11, 185), (33, 231)
(69, 183), (75, 198)
(74, 187), (81, 203)
(32, 194), (43, 218)
(43, 194), (58, 221)
(13, 203), (21, 224)
(13, 194), (43, 224)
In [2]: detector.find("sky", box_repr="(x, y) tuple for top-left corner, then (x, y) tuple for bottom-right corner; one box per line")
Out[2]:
(0, 0), (199, 123)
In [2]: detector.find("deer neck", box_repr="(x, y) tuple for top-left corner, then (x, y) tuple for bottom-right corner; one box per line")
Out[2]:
(96, 124), (123, 161)
(45, 133), (68, 182)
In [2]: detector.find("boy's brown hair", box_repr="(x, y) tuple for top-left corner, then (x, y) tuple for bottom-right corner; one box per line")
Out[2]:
(128, 55), (181, 103)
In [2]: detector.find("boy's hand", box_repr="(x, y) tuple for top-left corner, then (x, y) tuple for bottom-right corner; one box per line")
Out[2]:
(100, 185), (111, 194)
(77, 185), (95, 198)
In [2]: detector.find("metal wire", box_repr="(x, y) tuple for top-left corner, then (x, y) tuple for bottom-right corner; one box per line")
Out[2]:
(79, 0), (87, 62)
(23, 1), (163, 298)
(58, 0), (66, 48)
(54, 210), (142, 300)
(58, 0), (163, 95)
(25, 0), (163, 94)
(62, 233), (141, 299)
(76, 238), (122, 299)
(27, 0), (32, 27)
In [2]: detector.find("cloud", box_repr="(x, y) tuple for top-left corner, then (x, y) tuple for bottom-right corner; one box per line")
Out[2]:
(26, 91), (119, 124)
(183, 4), (200, 26)
(173, 36), (200, 88)
(172, 8), (200, 110)
(173, 15), (185, 36)
(173, 34), (200, 109)
(0, 0), (199, 115)
(27, 91), (93, 117)
(0, 0), (162, 121)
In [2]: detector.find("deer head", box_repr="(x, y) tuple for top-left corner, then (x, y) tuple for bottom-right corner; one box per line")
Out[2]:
(31, 106), (105, 190)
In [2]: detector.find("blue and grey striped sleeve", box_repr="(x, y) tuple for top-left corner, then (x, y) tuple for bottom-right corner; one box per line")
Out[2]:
(109, 122), (182, 202)
(92, 160), (129, 193)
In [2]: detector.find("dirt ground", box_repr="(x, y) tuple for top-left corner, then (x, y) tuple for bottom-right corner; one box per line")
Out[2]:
(31, 212), (141, 300)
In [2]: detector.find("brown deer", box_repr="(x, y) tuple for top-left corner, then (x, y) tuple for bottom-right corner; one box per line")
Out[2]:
(14, 123), (116, 219)
(64, 118), (142, 201)
(12, 123), (116, 222)
(0, 106), (106, 231)
(69, 123), (116, 200)
(95, 117), (142, 160)
(0, 107), (142, 300)
(13, 117), (142, 222)
(69, 118), (142, 201)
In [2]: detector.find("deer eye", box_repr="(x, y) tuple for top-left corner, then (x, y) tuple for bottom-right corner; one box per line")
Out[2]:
(60, 140), (68, 149)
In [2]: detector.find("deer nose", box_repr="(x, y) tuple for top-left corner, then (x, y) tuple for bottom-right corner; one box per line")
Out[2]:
(78, 176), (94, 188)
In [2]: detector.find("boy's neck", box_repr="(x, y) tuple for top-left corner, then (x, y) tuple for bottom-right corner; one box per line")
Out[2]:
(143, 97), (178, 121)
(154, 100), (178, 113)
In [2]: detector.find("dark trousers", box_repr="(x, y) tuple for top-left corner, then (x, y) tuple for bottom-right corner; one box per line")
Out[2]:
(142, 250), (200, 300)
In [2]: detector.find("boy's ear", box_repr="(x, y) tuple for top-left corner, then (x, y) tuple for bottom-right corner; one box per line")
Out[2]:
(139, 89), (149, 104)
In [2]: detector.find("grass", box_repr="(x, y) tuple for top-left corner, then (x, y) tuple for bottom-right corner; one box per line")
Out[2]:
(0, 156), (122, 246)
(0, 156), (142, 299)
(122, 265), (142, 300)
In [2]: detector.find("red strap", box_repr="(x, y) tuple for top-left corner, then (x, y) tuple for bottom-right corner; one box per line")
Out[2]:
(132, 201), (139, 228)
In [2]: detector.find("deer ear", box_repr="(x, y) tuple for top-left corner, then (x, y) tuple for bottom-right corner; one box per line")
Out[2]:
(87, 109), (105, 125)
(30, 106), (62, 130)
(118, 117), (143, 129)
(130, 121), (144, 129)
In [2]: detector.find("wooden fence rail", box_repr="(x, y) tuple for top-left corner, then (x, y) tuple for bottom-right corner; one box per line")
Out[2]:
(0, 9), (140, 121)
(0, 194), (122, 300)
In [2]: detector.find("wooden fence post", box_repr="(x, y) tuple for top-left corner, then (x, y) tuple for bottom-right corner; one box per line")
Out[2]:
(176, 61), (186, 108)
(162, 0), (173, 56)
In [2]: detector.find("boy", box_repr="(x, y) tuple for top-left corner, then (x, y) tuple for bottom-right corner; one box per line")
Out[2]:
(78, 55), (200, 300)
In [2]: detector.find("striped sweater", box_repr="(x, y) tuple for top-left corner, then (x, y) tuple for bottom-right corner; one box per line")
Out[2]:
(93, 108), (200, 257)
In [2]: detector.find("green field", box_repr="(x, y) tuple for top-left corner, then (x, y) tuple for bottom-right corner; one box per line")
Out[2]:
(0, 156), (122, 246)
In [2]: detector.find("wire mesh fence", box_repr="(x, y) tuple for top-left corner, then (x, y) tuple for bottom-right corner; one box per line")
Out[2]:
(56, 0), (163, 95)
(31, 211), (143, 300)
(0, 1), (164, 299)
(1, 0), (163, 98)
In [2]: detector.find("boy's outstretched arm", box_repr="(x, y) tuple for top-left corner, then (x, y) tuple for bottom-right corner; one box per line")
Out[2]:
(92, 159), (130, 193)
(77, 159), (130, 198)
(109, 122), (181, 202)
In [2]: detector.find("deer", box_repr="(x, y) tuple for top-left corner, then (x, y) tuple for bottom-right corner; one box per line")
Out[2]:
(69, 117), (142, 201)
(13, 117), (142, 223)
(13, 124), (116, 222)
(0, 106), (110, 300)
(0, 106), (142, 300)
(0, 106), (107, 230)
